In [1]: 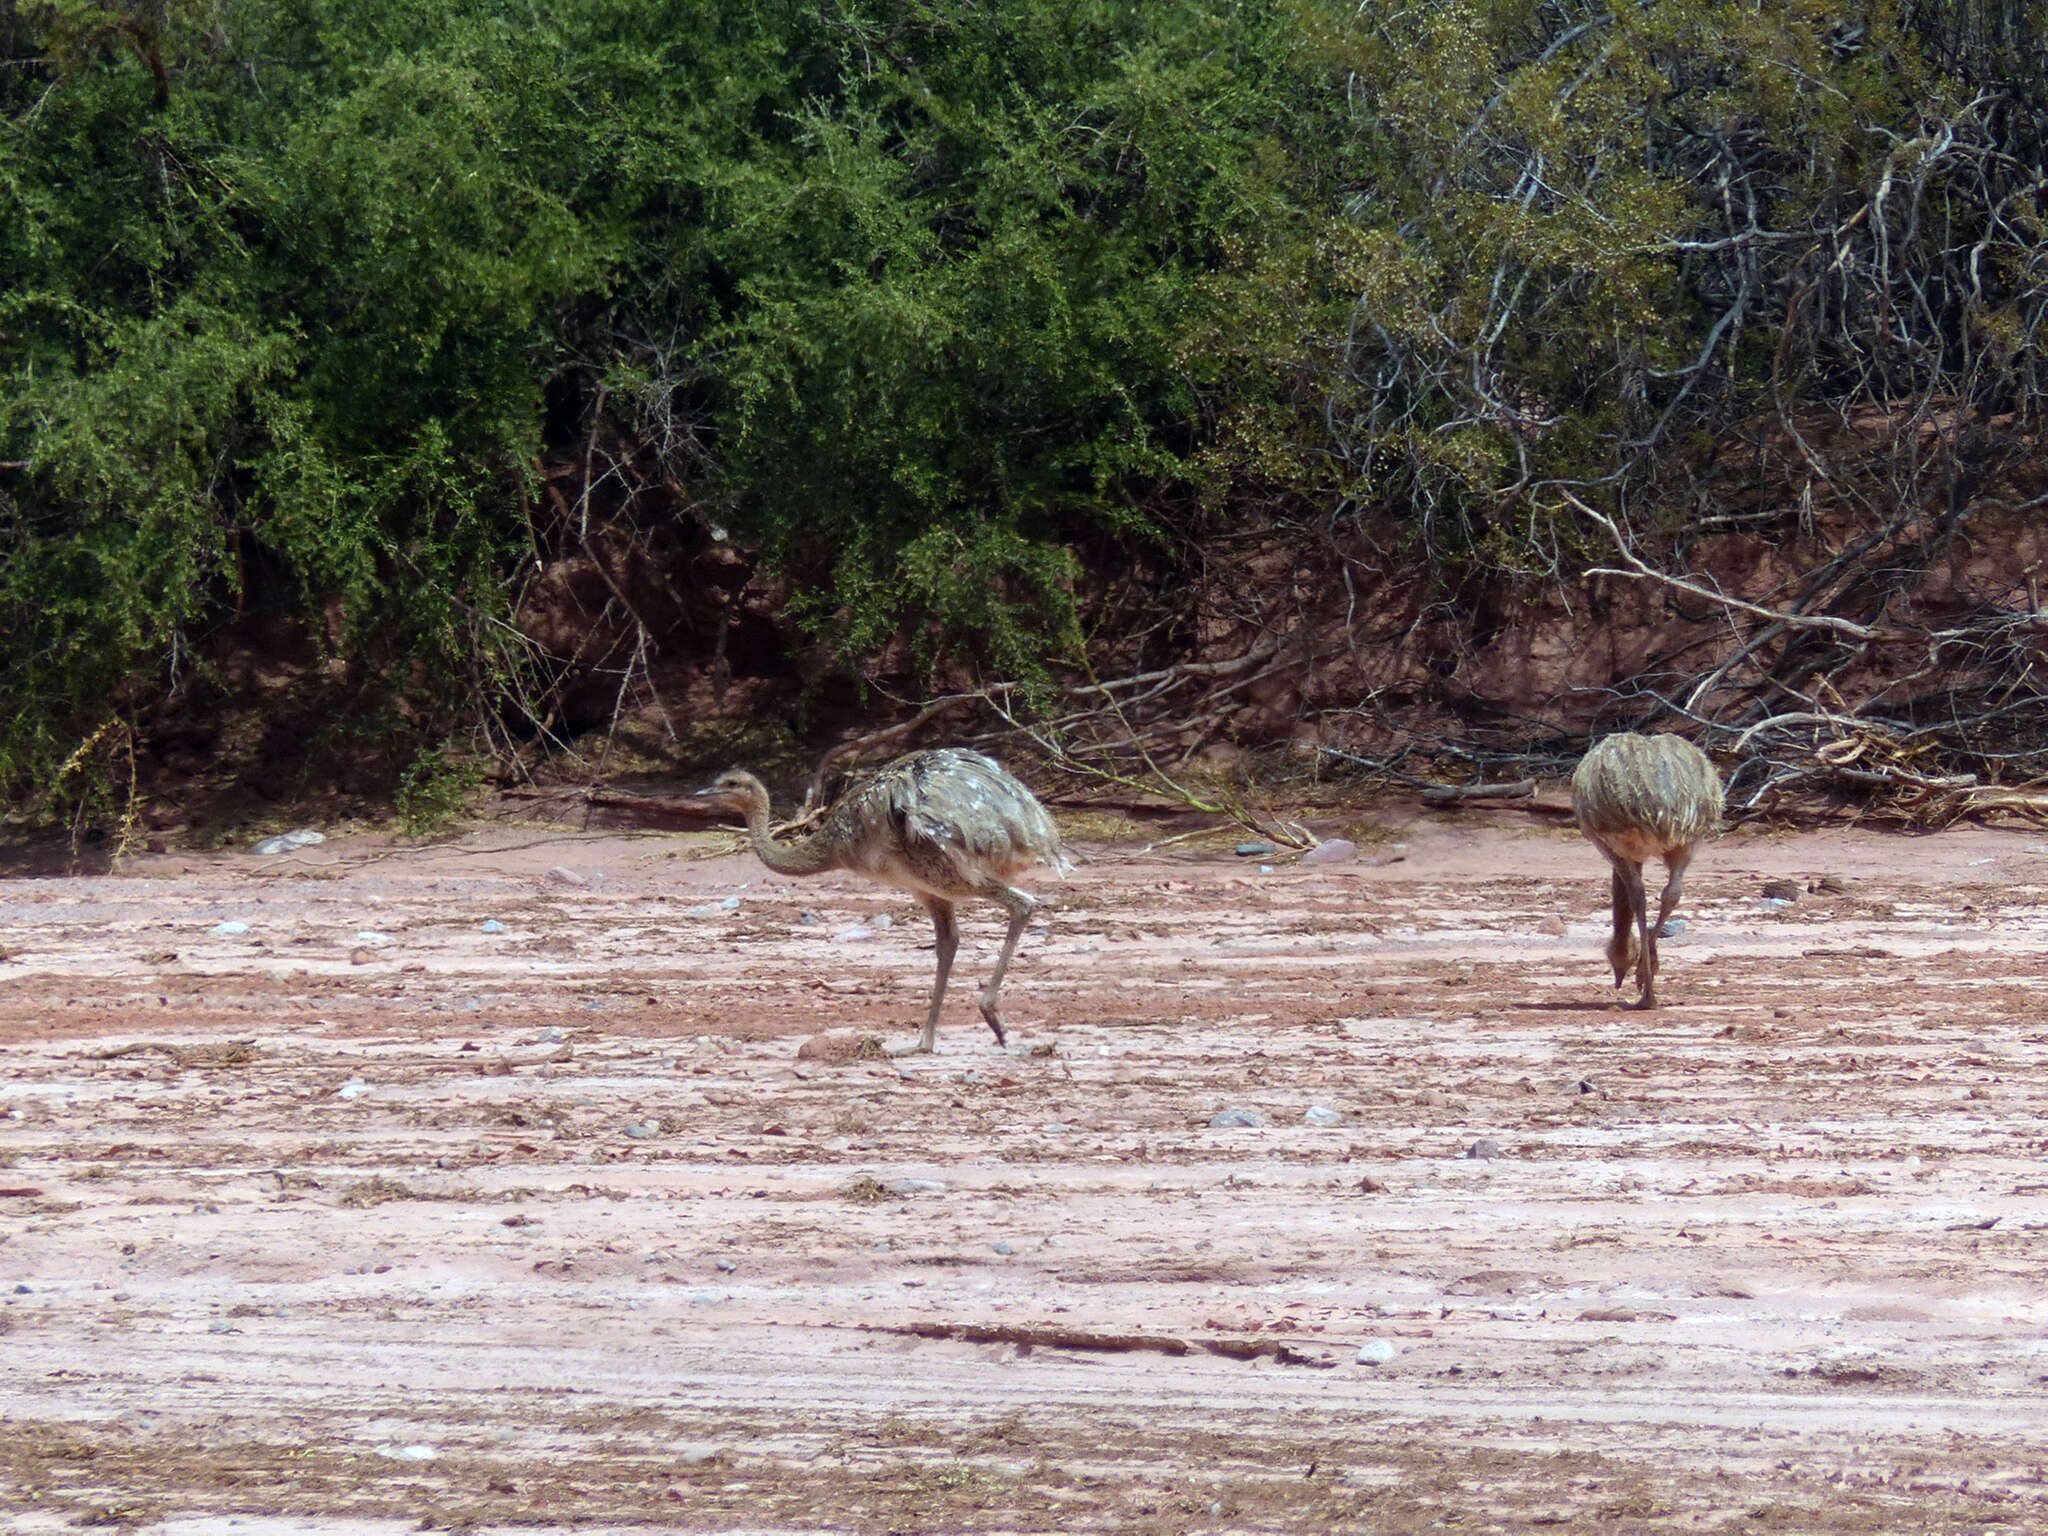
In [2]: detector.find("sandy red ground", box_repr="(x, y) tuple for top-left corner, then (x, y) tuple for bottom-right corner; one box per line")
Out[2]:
(3, 808), (2048, 1533)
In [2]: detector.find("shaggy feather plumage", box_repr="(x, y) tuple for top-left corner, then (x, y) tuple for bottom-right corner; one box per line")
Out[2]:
(1571, 733), (1723, 855)
(830, 749), (1070, 894)
(1570, 732), (1723, 1008)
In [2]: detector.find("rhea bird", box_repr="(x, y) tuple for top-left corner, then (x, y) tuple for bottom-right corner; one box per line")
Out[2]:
(692, 748), (1069, 1053)
(1570, 731), (1723, 1009)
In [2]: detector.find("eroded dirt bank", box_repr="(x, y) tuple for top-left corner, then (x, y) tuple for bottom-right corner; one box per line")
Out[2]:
(4, 814), (2048, 1533)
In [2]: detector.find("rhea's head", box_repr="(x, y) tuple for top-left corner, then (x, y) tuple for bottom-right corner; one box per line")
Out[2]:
(691, 768), (771, 817)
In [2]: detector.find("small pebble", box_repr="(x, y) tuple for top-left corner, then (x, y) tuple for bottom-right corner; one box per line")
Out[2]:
(1209, 1107), (1264, 1129)
(207, 1319), (239, 1334)
(1658, 917), (1687, 938)
(1304, 1105), (1344, 1127)
(871, 912), (893, 930)
(721, 896), (740, 910)
(678, 1446), (725, 1467)
(211, 920), (250, 936)
(833, 925), (874, 942)
(1301, 838), (1356, 865)
(13, 1284), (30, 1295)
(546, 866), (585, 887)
(1234, 841), (1276, 858)
(374, 1445), (439, 1462)
(1540, 915), (1569, 937)
(1760, 897), (1793, 911)
(623, 1122), (657, 1140)
(1465, 1137), (1501, 1160)
(797, 910), (823, 926)
(992, 1241), (1015, 1255)
(353, 930), (392, 945)
(336, 1078), (371, 1101)
(714, 1257), (737, 1272)
(1356, 1338), (1398, 1366)
(889, 1178), (947, 1195)
(1258, 864), (1275, 874)
(480, 919), (507, 934)
(682, 904), (729, 919)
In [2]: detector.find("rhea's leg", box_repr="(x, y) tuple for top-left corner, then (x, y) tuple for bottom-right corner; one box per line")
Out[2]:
(1620, 860), (1656, 1008)
(977, 884), (1038, 1046)
(897, 897), (957, 1056)
(1653, 846), (1692, 940)
(1605, 863), (1636, 989)
(1641, 845), (1693, 1005)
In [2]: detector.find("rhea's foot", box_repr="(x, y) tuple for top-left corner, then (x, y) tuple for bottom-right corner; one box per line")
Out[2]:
(979, 1002), (1007, 1047)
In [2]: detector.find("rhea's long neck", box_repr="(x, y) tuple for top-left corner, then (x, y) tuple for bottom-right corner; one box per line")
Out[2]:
(745, 796), (839, 877)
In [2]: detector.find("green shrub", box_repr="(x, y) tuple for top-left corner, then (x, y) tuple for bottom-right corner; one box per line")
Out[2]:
(393, 746), (479, 838)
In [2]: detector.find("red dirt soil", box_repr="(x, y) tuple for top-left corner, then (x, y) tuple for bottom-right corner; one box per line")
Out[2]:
(3, 810), (2048, 1532)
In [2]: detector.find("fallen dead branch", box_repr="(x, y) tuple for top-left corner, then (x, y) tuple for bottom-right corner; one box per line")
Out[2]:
(797, 638), (1317, 850)
(1420, 779), (1537, 805)
(1568, 492), (1921, 647)
(82, 1040), (258, 1068)
(1196, 1337), (1339, 1368)
(880, 1322), (1190, 1356)
(870, 1321), (1336, 1367)
(498, 785), (726, 820)
(1552, 487), (2048, 829)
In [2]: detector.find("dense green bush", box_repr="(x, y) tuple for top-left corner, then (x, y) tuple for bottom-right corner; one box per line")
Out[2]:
(1311, 1), (2048, 563)
(0, 0), (1355, 810)
(1, 0), (2043, 815)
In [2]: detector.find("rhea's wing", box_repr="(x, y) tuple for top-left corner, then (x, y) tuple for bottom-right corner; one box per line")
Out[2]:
(882, 750), (1065, 873)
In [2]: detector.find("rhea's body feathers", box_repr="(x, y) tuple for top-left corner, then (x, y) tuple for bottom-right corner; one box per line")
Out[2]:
(1571, 732), (1723, 862)
(827, 749), (1070, 897)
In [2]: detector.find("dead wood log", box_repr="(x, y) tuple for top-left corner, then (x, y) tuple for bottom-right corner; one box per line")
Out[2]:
(880, 1322), (1191, 1355)
(1197, 1337), (1338, 1368)
(871, 1321), (1337, 1366)
(497, 785), (729, 822)
(1420, 779), (1537, 804)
